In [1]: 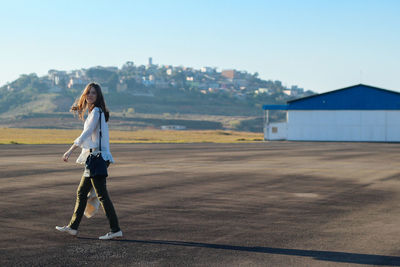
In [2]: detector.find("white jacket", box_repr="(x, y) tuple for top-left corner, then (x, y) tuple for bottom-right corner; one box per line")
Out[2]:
(74, 107), (114, 164)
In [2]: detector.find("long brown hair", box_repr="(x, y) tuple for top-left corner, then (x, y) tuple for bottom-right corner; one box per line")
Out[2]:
(70, 82), (110, 121)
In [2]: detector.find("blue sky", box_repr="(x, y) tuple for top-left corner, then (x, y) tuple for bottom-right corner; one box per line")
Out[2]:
(1, 0), (399, 93)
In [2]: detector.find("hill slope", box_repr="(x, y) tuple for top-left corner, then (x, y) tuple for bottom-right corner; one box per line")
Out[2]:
(0, 64), (315, 132)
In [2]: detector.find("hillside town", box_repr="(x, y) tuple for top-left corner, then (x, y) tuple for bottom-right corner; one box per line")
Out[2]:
(5, 57), (306, 99)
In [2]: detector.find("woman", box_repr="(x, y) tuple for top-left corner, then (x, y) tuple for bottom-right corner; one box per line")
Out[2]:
(55, 82), (123, 240)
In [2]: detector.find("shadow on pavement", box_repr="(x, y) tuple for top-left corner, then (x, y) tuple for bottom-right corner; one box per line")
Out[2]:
(78, 237), (400, 265)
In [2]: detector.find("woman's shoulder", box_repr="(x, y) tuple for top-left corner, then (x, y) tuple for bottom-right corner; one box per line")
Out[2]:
(87, 107), (101, 119)
(90, 107), (102, 114)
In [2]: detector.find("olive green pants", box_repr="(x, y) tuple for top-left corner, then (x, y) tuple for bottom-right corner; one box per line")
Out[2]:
(68, 174), (120, 233)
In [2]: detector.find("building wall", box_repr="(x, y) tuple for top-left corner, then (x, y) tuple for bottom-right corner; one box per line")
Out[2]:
(286, 110), (400, 142)
(264, 122), (287, 140)
(221, 70), (236, 79)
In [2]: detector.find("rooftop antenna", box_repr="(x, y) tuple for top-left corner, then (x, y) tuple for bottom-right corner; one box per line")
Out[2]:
(359, 70), (363, 84)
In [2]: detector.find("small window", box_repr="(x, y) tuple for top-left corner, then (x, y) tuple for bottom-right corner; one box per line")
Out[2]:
(272, 127), (278, 133)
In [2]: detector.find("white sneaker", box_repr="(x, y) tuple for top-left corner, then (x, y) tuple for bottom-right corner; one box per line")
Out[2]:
(99, 230), (123, 240)
(55, 226), (78, 236)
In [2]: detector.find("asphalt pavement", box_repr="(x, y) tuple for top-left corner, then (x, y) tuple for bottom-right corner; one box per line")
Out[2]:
(1, 142), (400, 266)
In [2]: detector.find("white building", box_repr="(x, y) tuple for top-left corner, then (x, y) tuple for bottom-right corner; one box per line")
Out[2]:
(263, 84), (400, 142)
(67, 77), (88, 89)
(161, 125), (186, 130)
(201, 67), (216, 73)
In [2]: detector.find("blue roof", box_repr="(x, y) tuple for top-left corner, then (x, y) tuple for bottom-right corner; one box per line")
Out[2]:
(263, 84), (400, 110)
(262, 105), (288, 110)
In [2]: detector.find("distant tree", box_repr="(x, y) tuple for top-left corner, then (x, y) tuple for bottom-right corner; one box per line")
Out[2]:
(58, 78), (67, 90)
(121, 61), (136, 75)
(12, 73), (37, 90)
(106, 73), (119, 93)
(86, 68), (115, 83)
(171, 71), (186, 88)
(32, 79), (49, 93)
(124, 61), (134, 68)
(125, 77), (141, 90)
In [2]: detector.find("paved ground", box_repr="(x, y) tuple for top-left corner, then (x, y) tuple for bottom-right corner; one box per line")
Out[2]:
(1, 142), (400, 266)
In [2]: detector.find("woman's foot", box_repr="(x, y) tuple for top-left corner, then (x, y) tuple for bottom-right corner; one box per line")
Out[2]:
(55, 226), (78, 236)
(99, 230), (123, 240)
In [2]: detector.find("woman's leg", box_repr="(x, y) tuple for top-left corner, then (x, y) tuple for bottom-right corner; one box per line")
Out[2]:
(91, 176), (120, 232)
(68, 174), (93, 230)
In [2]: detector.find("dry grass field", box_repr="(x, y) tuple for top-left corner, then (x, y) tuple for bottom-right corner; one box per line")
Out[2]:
(0, 128), (263, 144)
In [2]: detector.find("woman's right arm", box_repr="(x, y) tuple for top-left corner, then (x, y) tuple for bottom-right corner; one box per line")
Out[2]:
(62, 144), (79, 162)
(62, 108), (100, 162)
(73, 108), (100, 147)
